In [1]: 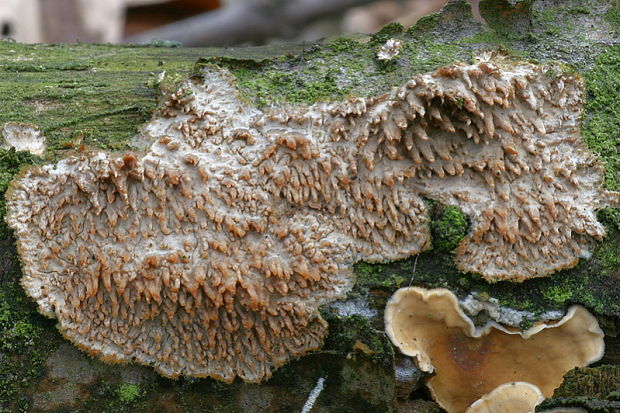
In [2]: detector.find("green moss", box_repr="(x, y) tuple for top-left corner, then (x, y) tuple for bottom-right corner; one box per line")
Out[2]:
(74, 380), (152, 413)
(553, 365), (620, 399)
(0, 315), (41, 353)
(216, 16), (478, 108)
(370, 22), (404, 45)
(479, 0), (534, 37)
(590, 208), (620, 277)
(605, 7), (620, 31)
(204, 0), (619, 109)
(321, 312), (394, 368)
(230, 65), (345, 107)
(0, 240), (56, 411)
(568, 6), (591, 15)
(0, 150), (49, 410)
(407, 13), (441, 35)
(582, 45), (620, 190)
(143, 39), (182, 48)
(400, 39), (467, 75)
(0, 42), (206, 154)
(538, 396), (620, 413)
(218, 0), (616, 110)
(117, 383), (142, 404)
(354, 261), (408, 290)
(542, 285), (574, 305)
(226, 55), (348, 106)
(458, 30), (505, 45)
(431, 205), (469, 252)
(538, 7), (556, 24)
(598, 207), (620, 231)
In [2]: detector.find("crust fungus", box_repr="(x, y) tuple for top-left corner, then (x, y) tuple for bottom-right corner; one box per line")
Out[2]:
(384, 287), (605, 413)
(2, 122), (46, 155)
(466, 381), (544, 413)
(377, 38), (404, 61)
(6, 57), (616, 381)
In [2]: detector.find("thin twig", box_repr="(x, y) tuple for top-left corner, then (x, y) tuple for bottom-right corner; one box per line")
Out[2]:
(408, 253), (419, 287)
(300, 376), (326, 413)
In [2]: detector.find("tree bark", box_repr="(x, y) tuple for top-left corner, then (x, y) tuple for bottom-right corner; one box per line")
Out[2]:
(0, 1), (618, 412)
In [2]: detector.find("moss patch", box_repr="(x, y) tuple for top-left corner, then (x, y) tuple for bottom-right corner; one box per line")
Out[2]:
(321, 312), (394, 369)
(0, 149), (58, 411)
(553, 365), (620, 399)
(210, 9), (483, 108)
(605, 6), (620, 32)
(479, 0), (534, 38)
(431, 205), (470, 252)
(0, 42), (208, 154)
(0, 239), (57, 412)
(583, 45), (620, 190)
(117, 383), (143, 404)
(538, 397), (620, 413)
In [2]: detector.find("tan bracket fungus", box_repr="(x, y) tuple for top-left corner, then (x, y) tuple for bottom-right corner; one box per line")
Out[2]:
(384, 287), (605, 413)
(6, 57), (617, 382)
(466, 381), (544, 413)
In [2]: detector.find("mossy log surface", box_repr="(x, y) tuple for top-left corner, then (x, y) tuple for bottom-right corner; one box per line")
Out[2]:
(0, 0), (619, 412)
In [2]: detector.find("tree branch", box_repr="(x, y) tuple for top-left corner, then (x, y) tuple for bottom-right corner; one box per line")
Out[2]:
(124, 0), (377, 46)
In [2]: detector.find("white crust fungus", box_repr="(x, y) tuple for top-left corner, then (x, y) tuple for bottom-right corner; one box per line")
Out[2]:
(6, 58), (617, 382)
(384, 287), (605, 413)
(377, 38), (404, 61)
(459, 293), (564, 328)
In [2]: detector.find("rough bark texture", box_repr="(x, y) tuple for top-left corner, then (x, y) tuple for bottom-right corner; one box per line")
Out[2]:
(0, 0), (618, 412)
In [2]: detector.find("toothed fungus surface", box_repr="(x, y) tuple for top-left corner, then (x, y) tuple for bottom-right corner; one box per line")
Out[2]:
(384, 287), (605, 413)
(377, 39), (404, 61)
(5, 58), (616, 382)
(2, 122), (46, 156)
(466, 381), (544, 413)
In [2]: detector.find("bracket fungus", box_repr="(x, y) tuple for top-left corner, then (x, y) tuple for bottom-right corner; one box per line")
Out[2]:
(466, 381), (544, 413)
(5, 57), (617, 381)
(384, 287), (605, 413)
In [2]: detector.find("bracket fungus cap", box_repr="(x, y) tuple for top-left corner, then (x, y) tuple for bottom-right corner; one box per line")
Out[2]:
(384, 287), (605, 413)
(465, 381), (544, 413)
